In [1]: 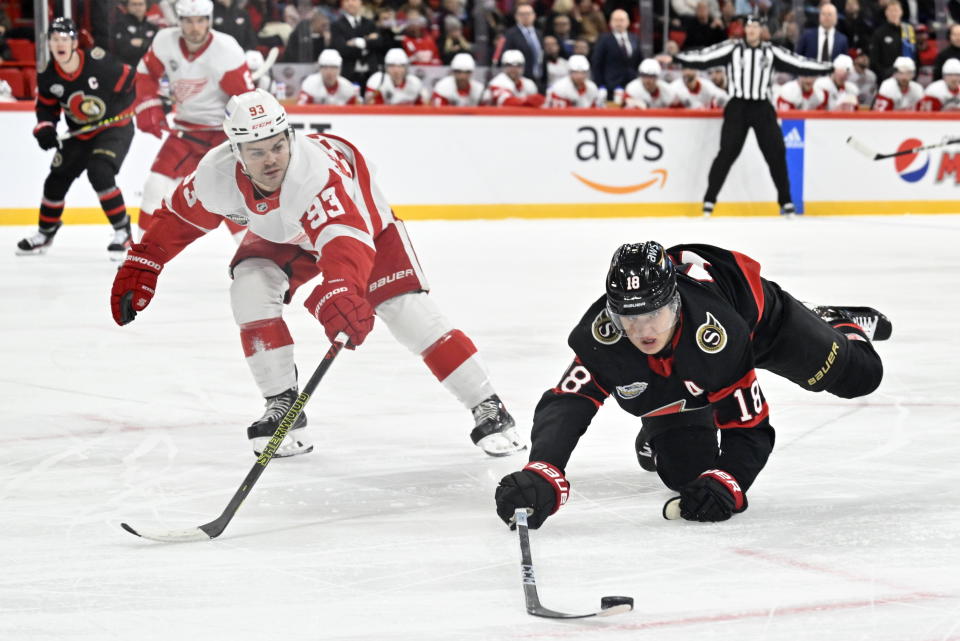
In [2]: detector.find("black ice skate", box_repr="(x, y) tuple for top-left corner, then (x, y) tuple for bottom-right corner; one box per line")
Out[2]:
(247, 387), (313, 458)
(635, 429), (657, 472)
(107, 220), (133, 261)
(470, 394), (526, 457)
(813, 306), (892, 341)
(16, 223), (61, 256)
(780, 203), (797, 217)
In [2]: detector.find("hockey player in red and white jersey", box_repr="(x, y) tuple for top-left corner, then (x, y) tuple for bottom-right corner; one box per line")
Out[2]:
(430, 53), (484, 106)
(814, 54), (859, 111)
(365, 48), (424, 105)
(669, 68), (728, 109)
(246, 49), (276, 95)
(110, 90), (525, 459)
(919, 58), (960, 112)
(484, 50), (544, 108)
(545, 55), (603, 108)
(624, 59), (677, 109)
(298, 49), (361, 106)
(873, 57), (923, 111)
(134, 0), (254, 235)
(775, 75), (827, 111)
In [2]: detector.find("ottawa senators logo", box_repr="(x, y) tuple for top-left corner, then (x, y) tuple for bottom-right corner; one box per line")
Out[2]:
(65, 90), (107, 124)
(591, 308), (621, 345)
(695, 311), (727, 354)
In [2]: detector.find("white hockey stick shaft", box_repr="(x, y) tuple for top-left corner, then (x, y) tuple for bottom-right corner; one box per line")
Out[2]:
(252, 47), (279, 82)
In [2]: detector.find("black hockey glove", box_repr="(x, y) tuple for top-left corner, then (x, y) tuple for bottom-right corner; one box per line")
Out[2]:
(33, 121), (59, 150)
(495, 461), (569, 529)
(664, 469), (747, 522)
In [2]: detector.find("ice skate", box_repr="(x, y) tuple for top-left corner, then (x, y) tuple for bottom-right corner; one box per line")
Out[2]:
(701, 202), (714, 218)
(813, 305), (892, 341)
(780, 203), (797, 217)
(247, 387), (313, 458)
(470, 395), (526, 457)
(107, 220), (133, 261)
(16, 224), (61, 256)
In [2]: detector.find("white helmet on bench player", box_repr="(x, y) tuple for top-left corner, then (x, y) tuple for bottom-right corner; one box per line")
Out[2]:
(176, 0), (213, 18)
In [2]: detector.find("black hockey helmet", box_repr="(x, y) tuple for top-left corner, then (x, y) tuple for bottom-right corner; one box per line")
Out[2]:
(606, 241), (678, 318)
(48, 17), (78, 39)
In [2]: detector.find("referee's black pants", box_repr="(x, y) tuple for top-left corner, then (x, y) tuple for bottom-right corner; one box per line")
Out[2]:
(704, 98), (791, 206)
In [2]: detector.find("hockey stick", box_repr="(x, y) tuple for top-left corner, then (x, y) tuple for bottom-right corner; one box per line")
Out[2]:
(514, 509), (634, 619)
(120, 333), (349, 543)
(57, 96), (173, 142)
(251, 46), (280, 82)
(846, 135), (960, 161)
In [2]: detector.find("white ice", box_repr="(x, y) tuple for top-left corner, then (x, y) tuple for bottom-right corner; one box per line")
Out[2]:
(2, 215), (959, 641)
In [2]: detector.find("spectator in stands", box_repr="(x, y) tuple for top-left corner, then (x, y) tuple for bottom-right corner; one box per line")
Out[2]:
(366, 47), (424, 104)
(670, 67), (728, 109)
(591, 9), (640, 94)
(110, 0), (157, 66)
(671, 0), (720, 22)
(298, 48), (362, 104)
(916, 25), (938, 68)
(543, 35), (570, 88)
(397, 0), (435, 25)
(755, 0), (779, 36)
(213, 0), (257, 51)
(551, 14), (576, 56)
(919, 58), (960, 111)
(682, 2), (726, 51)
(438, 0), (469, 42)
(401, 8), (441, 65)
(870, 1), (916, 82)
(431, 52), (485, 105)
(572, 0), (606, 45)
(332, 0), (377, 83)
(369, 8), (403, 66)
(873, 56), (923, 110)
(573, 39), (591, 57)
(500, 3), (544, 86)
(838, 0), (874, 53)
(849, 48), (878, 105)
(624, 59), (677, 109)
(440, 16), (472, 64)
(283, 9), (331, 62)
(484, 49), (544, 106)
(814, 54), (859, 110)
(796, 2), (848, 62)
(770, 10), (799, 51)
(0, 9), (13, 61)
(546, 53), (601, 107)
(933, 24), (960, 81)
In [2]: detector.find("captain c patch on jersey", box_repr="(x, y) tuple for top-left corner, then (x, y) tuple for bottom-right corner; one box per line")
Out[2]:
(696, 311), (727, 354)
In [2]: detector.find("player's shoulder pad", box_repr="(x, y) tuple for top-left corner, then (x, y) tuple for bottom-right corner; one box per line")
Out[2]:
(211, 30), (246, 60)
(191, 143), (237, 202)
(568, 295), (618, 351)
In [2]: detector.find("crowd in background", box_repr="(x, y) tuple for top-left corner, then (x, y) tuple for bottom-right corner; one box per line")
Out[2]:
(0, 0), (958, 109)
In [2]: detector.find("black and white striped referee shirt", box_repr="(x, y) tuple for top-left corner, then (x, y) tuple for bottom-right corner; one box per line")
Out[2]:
(675, 40), (832, 101)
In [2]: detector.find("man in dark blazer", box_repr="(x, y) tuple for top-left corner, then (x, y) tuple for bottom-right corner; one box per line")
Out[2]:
(331, 0), (377, 84)
(796, 3), (850, 62)
(499, 3), (544, 86)
(590, 9), (641, 91)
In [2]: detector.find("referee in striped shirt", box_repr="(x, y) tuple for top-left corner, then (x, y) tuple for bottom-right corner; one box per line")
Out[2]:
(675, 16), (832, 216)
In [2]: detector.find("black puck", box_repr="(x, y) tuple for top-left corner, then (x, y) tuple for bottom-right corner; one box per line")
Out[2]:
(600, 596), (634, 609)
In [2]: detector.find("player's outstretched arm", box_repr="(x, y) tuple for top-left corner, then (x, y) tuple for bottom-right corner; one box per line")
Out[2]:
(496, 461), (569, 530)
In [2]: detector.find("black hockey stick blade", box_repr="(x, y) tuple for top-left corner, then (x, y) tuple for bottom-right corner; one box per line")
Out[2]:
(120, 334), (349, 543)
(515, 509), (634, 619)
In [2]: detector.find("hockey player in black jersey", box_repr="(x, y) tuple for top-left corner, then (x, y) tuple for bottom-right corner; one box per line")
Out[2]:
(495, 241), (888, 526)
(17, 17), (137, 259)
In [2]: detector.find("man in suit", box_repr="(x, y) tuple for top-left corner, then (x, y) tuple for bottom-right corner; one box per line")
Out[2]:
(797, 3), (849, 62)
(499, 3), (544, 87)
(331, 0), (377, 84)
(591, 9), (641, 92)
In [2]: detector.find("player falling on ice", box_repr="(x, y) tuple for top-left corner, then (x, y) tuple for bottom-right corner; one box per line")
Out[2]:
(109, 89), (525, 458)
(495, 241), (889, 526)
(17, 17), (137, 258)
(133, 0), (253, 240)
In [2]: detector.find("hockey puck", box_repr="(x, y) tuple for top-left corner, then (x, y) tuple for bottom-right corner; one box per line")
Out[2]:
(600, 596), (634, 610)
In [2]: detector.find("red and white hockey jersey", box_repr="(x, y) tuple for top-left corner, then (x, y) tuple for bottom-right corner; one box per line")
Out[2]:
(484, 72), (539, 106)
(136, 27), (252, 127)
(872, 77), (924, 111)
(365, 72), (424, 105)
(298, 73), (360, 105)
(918, 80), (960, 111)
(623, 79), (677, 109)
(430, 75), (484, 106)
(813, 76), (860, 111)
(775, 79), (827, 110)
(669, 76), (727, 109)
(545, 76), (602, 108)
(153, 133), (396, 288)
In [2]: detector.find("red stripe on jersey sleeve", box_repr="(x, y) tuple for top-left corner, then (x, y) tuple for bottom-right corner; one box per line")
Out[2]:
(219, 63), (255, 96)
(320, 133), (388, 235)
(113, 64), (133, 93)
(731, 250), (765, 324)
(707, 369), (769, 429)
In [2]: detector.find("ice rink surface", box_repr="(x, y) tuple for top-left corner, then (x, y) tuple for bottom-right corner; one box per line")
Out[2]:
(2, 215), (959, 641)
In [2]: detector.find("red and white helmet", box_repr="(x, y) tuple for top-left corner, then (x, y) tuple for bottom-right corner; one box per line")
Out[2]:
(176, 0), (213, 18)
(223, 89), (290, 146)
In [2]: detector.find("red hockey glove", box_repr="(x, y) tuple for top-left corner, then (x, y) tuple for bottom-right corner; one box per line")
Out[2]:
(33, 121), (60, 150)
(663, 469), (746, 522)
(495, 461), (570, 529)
(304, 280), (374, 348)
(111, 244), (165, 325)
(135, 98), (168, 139)
(523, 94), (546, 108)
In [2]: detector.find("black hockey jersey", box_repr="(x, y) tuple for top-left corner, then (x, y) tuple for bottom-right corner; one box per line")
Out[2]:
(529, 244), (777, 491)
(35, 46), (136, 140)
